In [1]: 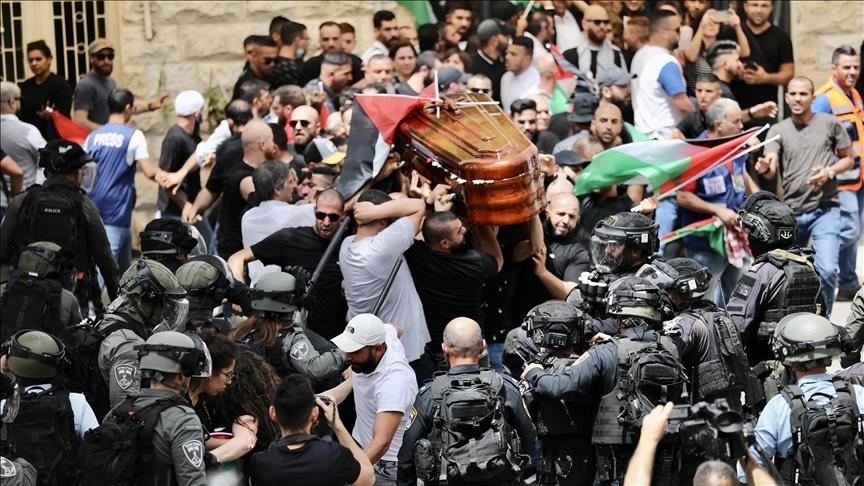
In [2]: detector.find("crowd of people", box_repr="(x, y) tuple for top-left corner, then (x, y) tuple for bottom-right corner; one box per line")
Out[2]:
(1, 1), (863, 485)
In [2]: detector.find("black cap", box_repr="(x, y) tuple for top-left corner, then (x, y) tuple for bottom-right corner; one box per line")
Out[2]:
(554, 149), (590, 167)
(38, 139), (93, 173)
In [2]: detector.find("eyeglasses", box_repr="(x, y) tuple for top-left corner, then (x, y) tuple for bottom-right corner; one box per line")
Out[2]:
(94, 52), (115, 61)
(586, 19), (611, 26)
(315, 211), (341, 222)
(469, 87), (491, 94)
(219, 370), (234, 381)
(292, 119), (311, 128)
(263, 57), (277, 65)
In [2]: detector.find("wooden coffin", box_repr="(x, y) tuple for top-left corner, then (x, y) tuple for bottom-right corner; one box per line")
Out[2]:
(395, 92), (545, 226)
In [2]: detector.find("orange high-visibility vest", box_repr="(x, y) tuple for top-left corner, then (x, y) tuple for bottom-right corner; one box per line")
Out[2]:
(816, 78), (864, 191)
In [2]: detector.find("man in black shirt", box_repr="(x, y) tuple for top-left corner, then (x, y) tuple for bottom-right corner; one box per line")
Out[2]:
(158, 91), (203, 220)
(471, 19), (512, 102)
(249, 374), (373, 486)
(272, 21), (308, 89)
(18, 40), (72, 141)
(301, 21), (363, 87)
(575, 185), (636, 256)
(232, 35), (277, 101)
(227, 189), (348, 340)
(405, 211), (502, 370)
(730, 0), (794, 125)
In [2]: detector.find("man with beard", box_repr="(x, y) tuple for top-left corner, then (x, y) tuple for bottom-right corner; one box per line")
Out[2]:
(471, 19), (512, 102)
(329, 313), (418, 486)
(553, 101), (625, 155)
(301, 21), (363, 87)
(563, 5), (625, 81)
(508, 193), (591, 326)
(73, 39), (166, 130)
(501, 37), (540, 115)
(405, 210), (503, 371)
(511, 98), (559, 155)
(630, 11), (694, 139)
(597, 66), (634, 125)
(291, 105), (320, 157)
(361, 10), (400, 65)
(444, 1), (473, 49)
(232, 36), (278, 101)
(304, 52), (354, 113)
(227, 189), (348, 340)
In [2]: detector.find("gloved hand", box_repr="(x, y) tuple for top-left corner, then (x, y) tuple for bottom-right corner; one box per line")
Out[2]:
(204, 451), (220, 470)
(840, 352), (861, 369)
(284, 265), (312, 293)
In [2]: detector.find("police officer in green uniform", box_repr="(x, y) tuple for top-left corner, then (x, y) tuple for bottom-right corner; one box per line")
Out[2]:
(175, 255), (250, 333)
(0, 368), (37, 486)
(232, 271), (345, 388)
(127, 331), (210, 486)
(97, 258), (189, 416)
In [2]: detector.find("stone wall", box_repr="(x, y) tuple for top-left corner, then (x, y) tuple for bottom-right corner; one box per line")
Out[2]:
(789, 1), (863, 86)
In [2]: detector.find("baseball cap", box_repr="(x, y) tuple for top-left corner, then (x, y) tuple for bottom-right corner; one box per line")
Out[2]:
(174, 90), (205, 117)
(88, 38), (114, 55)
(332, 314), (387, 353)
(596, 66), (634, 87)
(437, 67), (463, 90)
(476, 19), (515, 43)
(554, 149), (590, 167)
(305, 137), (346, 166)
(567, 92), (599, 123)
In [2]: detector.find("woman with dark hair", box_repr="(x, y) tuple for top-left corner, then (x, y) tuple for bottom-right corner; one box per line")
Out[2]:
(389, 40), (417, 84)
(440, 47), (472, 73)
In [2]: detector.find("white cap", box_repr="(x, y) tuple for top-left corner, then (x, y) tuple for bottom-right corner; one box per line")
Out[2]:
(332, 314), (386, 353)
(175, 90), (205, 117)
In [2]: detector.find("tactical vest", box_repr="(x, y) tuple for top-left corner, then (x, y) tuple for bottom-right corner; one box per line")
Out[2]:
(816, 78), (863, 190)
(17, 183), (89, 273)
(755, 249), (823, 342)
(690, 308), (750, 404)
(535, 356), (594, 439)
(237, 328), (292, 377)
(0, 276), (64, 342)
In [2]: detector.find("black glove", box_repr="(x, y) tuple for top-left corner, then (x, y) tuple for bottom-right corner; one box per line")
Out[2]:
(840, 352), (861, 369)
(204, 451), (220, 470)
(284, 265), (312, 293)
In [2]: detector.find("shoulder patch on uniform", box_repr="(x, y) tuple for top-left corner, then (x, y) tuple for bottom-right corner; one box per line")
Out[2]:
(572, 352), (590, 366)
(182, 439), (204, 468)
(732, 275), (757, 299)
(114, 364), (135, 390)
(405, 406), (418, 430)
(290, 341), (309, 360)
(1, 457), (16, 478)
(663, 316), (683, 335)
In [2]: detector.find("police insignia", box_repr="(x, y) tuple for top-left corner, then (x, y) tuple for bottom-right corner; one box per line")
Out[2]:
(290, 341), (309, 360)
(663, 316), (682, 335)
(405, 406), (418, 430)
(182, 440), (204, 468)
(115, 364), (135, 390)
(1, 457), (16, 478)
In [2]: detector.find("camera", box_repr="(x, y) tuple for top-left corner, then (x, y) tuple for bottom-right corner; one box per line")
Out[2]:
(312, 394), (334, 437)
(664, 398), (748, 461)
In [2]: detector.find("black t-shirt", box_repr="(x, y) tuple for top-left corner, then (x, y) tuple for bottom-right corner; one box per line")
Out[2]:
(676, 110), (708, 139)
(248, 435), (360, 486)
(300, 53), (363, 87)
(206, 134), (243, 195)
(232, 69), (271, 101)
(405, 242), (498, 345)
(217, 162), (256, 259)
(251, 226), (347, 339)
(576, 186), (635, 252)
(158, 124), (201, 215)
(18, 73), (73, 141)
(271, 56), (304, 89)
(470, 50), (506, 102)
(534, 130), (560, 155)
(730, 24), (794, 109)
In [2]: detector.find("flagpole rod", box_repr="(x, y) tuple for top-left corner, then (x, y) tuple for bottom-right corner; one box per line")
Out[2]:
(660, 217), (722, 244)
(522, 0), (535, 20)
(655, 133), (780, 201)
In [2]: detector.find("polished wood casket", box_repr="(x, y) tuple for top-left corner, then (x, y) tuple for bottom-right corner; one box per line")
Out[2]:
(395, 92), (545, 226)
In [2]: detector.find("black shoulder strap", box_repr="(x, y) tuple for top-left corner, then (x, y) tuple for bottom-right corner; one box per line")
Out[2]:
(135, 395), (188, 466)
(613, 48), (622, 68)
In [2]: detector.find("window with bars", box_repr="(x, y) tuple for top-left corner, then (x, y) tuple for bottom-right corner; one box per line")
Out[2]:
(0, 1), (105, 85)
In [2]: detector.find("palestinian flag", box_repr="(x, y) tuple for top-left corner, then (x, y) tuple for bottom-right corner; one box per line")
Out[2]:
(573, 128), (756, 196)
(548, 45), (577, 115)
(336, 92), (433, 199)
(50, 109), (90, 145)
(624, 122), (651, 142)
(661, 217), (725, 256)
(397, 0), (436, 27)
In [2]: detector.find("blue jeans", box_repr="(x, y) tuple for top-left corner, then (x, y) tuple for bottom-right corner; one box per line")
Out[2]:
(796, 206), (841, 314)
(487, 342), (506, 374)
(686, 248), (745, 308)
(374, 460), (397, 486)
(105, 224), (132, 274)
(656, 197), (678, 254)
(838, 190), (862, 291)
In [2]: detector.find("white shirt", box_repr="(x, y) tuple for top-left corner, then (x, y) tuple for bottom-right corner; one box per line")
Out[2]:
(554, 10), (583, 52)
(630, 44), (686, 138)
(241, 201), (315, 284)
(351, 325), (418, 462)
(195, 120), (232, 166)
(524, 32), (549, 66)
(500, 66), (541, 114)
(340, 217), (431, 362)
(0, 114), (47, 200)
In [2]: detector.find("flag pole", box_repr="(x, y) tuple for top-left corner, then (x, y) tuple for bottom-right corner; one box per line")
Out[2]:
(522, 0), (535, 20)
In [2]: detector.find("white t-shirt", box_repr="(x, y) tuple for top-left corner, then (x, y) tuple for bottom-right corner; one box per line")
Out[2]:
(500, 66), (541, 114)
(241, 201), (315, 284)
(351, 325), (418, 462)
(630, 44), (687, 138)
(339, 217), (431, 362)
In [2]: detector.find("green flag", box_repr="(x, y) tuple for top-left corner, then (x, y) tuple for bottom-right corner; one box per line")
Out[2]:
(660, 217), (725, 257)
(397, 1), (434, 27)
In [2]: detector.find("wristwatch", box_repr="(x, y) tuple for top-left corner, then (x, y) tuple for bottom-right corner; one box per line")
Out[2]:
(827, 167), (836, 180)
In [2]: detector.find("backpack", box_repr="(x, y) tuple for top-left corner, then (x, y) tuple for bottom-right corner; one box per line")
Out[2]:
(755, 249), (824, 340)
(19, 185), (85, 265)
(780, 377), (864, 486)
(78, 394), (187, 486)
(424, 370), (524, 485)
(691, 308), (750, 401)
(5, 386), (80, 486)
(0, 276), (65, 342)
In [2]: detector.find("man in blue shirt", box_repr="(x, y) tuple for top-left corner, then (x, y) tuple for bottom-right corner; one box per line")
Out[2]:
(678, 98), (759, 307)
(84, 89), (163, 274)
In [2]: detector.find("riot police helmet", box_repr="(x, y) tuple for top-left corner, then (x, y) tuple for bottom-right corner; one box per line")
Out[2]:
(665, 258), (711, 300)
(38, 139), (93, 174)
(591, 212), (659, 273)
(606, 276), (662, 324)
(140, 218), (201, 257)
(738, 191), (797, 255)
(137, 331), (212, 378)
(523, 299), (586, 349)
(175, 255), (233, 322)
(772, 312), (845, 367)
(16, 241), (73, 278)
(118, 258), (189, 332)
(250, 271), (299, 316)
(6, 330), (66, 380)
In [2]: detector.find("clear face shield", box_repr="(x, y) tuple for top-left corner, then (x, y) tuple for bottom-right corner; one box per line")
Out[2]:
(153, 287), (190, 333)
(590, 235), (627, 273)
(81, 161), (98, 193)
(184, 333), (212, 378)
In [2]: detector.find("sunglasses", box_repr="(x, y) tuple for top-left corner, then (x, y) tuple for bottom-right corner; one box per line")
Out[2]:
(469, 87), (491, 94)
(586, 19), (611, 26)
(315, 211), (340, 222)
(95, 52), (115, 60)
(263, 57), (277, 65)
(292, 119), (311, 128)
